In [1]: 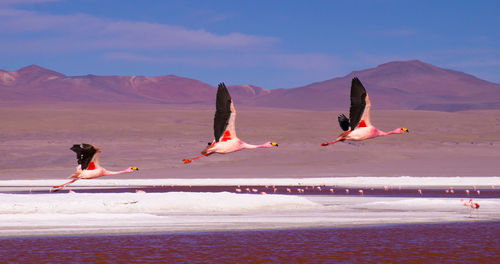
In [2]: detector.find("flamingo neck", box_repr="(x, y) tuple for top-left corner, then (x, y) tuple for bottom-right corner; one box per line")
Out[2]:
(104, 169), (132, 176)
(377, 128), (403, 137)
(241, 142), (272, 149)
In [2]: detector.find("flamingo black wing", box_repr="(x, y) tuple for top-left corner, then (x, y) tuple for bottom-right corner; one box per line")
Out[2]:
(213, 82), (232, 142)
(349, 77), (367, 131)
(70, 143), (97, 170)
(338, 114), (350, 131)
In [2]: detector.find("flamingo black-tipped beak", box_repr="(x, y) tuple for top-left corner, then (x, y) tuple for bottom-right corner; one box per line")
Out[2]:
(271, 142), (279, 147)
(132, 167), (139, 171)
(402, 128), (409, 133)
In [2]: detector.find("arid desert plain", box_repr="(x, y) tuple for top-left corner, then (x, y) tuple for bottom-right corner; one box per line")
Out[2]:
(1, 102), (498, 180)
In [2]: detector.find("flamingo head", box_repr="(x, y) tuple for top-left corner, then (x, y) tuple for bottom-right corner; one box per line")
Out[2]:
(125, 167), (139, 172)
(399, 128), (409, 133)
(264, 141), (279, 148)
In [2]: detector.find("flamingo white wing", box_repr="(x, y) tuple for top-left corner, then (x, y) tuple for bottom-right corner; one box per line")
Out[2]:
(223, 101), (237, 141)
(359, 93), (372, 127)
(91, 148), (102, 169)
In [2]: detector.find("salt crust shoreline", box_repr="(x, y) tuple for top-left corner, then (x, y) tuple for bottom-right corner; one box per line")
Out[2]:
(1, 176), (499, 188)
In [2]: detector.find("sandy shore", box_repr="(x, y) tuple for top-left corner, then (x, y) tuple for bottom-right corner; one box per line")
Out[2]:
(1, 103), (499, 180)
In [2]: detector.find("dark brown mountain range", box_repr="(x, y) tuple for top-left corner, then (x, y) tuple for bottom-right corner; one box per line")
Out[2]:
(1, 60), (498, 111)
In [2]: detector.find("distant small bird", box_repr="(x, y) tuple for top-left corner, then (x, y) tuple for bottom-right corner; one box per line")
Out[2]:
(183, 83), (278, 163)
(321, 77), (408, 146)
(51, 144), (138, 192)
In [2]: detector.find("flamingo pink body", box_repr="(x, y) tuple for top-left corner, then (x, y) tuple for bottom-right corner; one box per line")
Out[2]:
(183, 138), (276, 163)
(213, 139), (276, 153)
(344, 126), (406, 141)
(73, 164), (136, 179)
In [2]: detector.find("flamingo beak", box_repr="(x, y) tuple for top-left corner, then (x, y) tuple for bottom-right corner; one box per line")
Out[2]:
(271, 142), (279, 147)
(131, 167), (139, 171)
(402, 128), (409, 133)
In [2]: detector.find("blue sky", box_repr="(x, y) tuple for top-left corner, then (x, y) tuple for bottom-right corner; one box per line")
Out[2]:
(1, 0), (499, 89)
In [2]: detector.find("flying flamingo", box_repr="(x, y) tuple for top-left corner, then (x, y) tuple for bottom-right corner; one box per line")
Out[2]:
(51, 144), (138, 192)
(183, 83), (278, 163)
(321, 77), (408, 146)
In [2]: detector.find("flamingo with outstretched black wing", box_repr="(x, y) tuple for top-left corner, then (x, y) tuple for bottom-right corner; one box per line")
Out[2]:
(51, 144), (138, 192)
(183, 83), (278, 164)
(322, 77), (408, 146)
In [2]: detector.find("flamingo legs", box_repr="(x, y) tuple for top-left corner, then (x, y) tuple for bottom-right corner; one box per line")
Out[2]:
(51, 178), (79, 192)
(321, 132), (349, 146)
(321, 137), (345, 146)
(183, 152), (213, 164)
